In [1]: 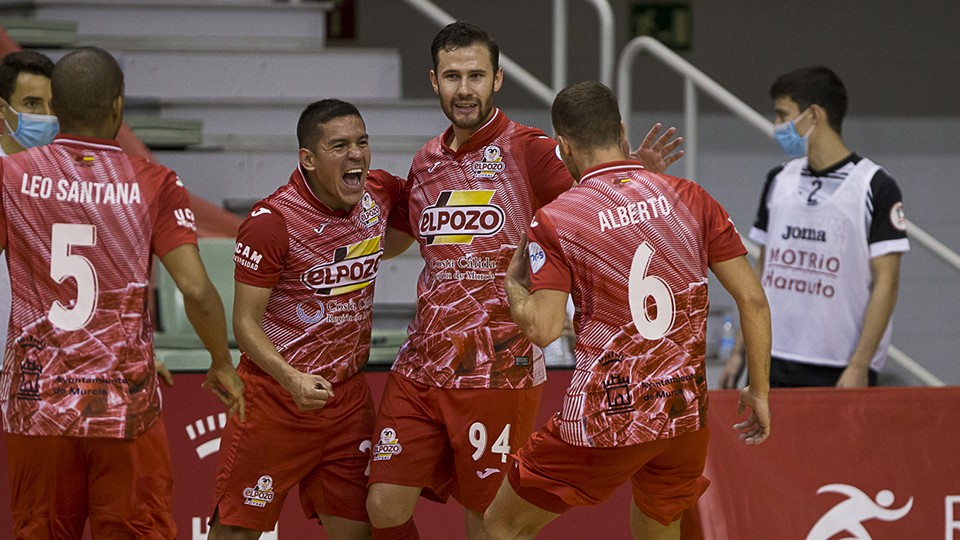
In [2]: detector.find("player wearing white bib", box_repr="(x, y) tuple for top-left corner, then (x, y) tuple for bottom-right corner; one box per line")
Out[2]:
(719, 66), (909, 388)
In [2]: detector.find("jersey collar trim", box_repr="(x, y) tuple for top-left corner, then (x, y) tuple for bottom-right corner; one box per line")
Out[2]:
(580, 160), (645, 183)
(440, 108), (508, 155)
(291, 165), (352, 218)
(53, 134), (122, 152)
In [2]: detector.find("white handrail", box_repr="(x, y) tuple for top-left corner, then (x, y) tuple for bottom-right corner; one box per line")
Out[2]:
(617, 36), (954, 386)
(402, 0), (614, 105)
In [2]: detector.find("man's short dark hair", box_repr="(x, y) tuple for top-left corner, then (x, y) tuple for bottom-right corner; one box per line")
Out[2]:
(51, 47), (123, 129)
(0, 50), (54, 102)
(430, 21), (499, 73)
(552, 81), (622, 151)
(770, 65), (848, 133)
(297, 99), (363, 149)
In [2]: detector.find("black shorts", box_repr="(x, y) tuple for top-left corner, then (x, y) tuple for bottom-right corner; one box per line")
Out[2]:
(769, 357), (878, 388)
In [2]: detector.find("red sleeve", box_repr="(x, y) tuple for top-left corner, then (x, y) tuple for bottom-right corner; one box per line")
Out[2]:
(699, 185), (747, 264)
(234, 204), (288, 288)
(527, 209), (572, 293)
(387, 169), (413, 235)
(369, 169), (405, 218)
(524, 134), (575, 207)
(152, 171), (198, 258)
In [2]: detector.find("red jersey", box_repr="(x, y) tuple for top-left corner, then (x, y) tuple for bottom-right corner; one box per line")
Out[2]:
(0, 135), (198, 438)
(527, 161), (746, 447)
(389, 109), (572, 389)
(234, 168), (403, 382)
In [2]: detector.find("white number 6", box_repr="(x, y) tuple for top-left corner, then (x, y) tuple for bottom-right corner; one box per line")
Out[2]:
(628, 242), (675, 340)
(49, 223), (98, 331)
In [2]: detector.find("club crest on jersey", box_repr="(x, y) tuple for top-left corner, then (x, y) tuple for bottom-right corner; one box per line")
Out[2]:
(301, 235), (383, 296)
(419, 189), (505, 245)
(358, 191), (382, 228)
(373, 427), (403, 461)
(242, 475), (276, 508)
(473, 145), (506, 178)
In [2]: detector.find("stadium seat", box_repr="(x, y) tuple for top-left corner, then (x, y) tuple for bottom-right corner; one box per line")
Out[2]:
(154, 237), (237, 350)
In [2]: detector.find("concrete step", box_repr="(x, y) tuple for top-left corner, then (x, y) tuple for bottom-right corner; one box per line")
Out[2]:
(32, 0), (334, 41)
(38, 46), (401, 101)
(152, 138), (423, 203)
(132, 98), (449, 139)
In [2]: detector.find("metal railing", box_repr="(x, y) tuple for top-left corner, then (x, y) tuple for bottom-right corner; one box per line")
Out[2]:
(401, 0), (613, 104)
(618, 36), (954, 386)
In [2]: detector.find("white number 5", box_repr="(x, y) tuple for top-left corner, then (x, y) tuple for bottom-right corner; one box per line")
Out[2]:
(49, 223), (98, 331)
(628, 242), (675, 340)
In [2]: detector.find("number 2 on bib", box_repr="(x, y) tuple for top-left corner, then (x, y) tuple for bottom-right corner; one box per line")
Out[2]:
(628, 242), (675, 340)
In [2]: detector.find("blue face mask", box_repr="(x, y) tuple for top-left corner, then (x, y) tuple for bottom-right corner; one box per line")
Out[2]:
(4, 104), (59, 149)
(773, 108), (813, 158)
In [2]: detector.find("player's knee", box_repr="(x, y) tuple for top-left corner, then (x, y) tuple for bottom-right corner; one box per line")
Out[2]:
(483, 509), (534, 540)
(366, 489), (412, 528)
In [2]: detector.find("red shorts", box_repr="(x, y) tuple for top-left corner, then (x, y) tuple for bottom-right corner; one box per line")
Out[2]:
(369, 372), (543, 513)
(5, 418), (175, 539)
(509, 416), (710, 526)
(211, 365), (375, 530)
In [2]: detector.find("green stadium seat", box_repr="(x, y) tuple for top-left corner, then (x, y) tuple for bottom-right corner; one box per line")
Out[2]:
(0, 17), (76, 48)
(153, 237), (237, 349)
(125, 116), (203, 149)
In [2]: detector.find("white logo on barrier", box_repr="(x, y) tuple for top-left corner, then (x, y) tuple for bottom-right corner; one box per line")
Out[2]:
(184, 413), (228, 459)
(806, 484), (913, 540)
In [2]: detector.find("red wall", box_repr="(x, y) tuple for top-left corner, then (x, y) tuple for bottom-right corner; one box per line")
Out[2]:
(2, 374), (958, 539)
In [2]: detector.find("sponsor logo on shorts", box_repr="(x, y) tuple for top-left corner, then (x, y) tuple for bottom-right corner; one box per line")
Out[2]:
(373, 427), (403, 462)
(476, 467), (501, 479)
(472, 145), (506, 179)
(514, 355), (530, 367)
(243, 475), (277, 508)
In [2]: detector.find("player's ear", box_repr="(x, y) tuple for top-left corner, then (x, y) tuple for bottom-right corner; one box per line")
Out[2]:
(429, 70), (440, 96)
(298, 147), (316, 172)
(493, 66), (503, 93)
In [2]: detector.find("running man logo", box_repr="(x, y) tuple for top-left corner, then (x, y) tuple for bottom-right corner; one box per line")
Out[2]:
(806, 483), (913, 540)
(419, 190), (505, 245)
(301, 235), (383, 296)
(184, 413), (229, 459)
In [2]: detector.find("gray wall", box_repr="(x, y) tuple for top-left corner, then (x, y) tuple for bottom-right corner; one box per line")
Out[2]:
(354, 0), (960, 116)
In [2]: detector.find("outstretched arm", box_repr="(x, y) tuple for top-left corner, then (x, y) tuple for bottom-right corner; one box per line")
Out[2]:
(625, 122), (685, 173)
(711, 255), (771, 445)
(160, 244), (245, 422)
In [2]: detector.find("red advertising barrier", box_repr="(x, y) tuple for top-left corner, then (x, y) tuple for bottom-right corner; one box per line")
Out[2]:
(700, 387), (960, 539)
(2, 376), (958, 539)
